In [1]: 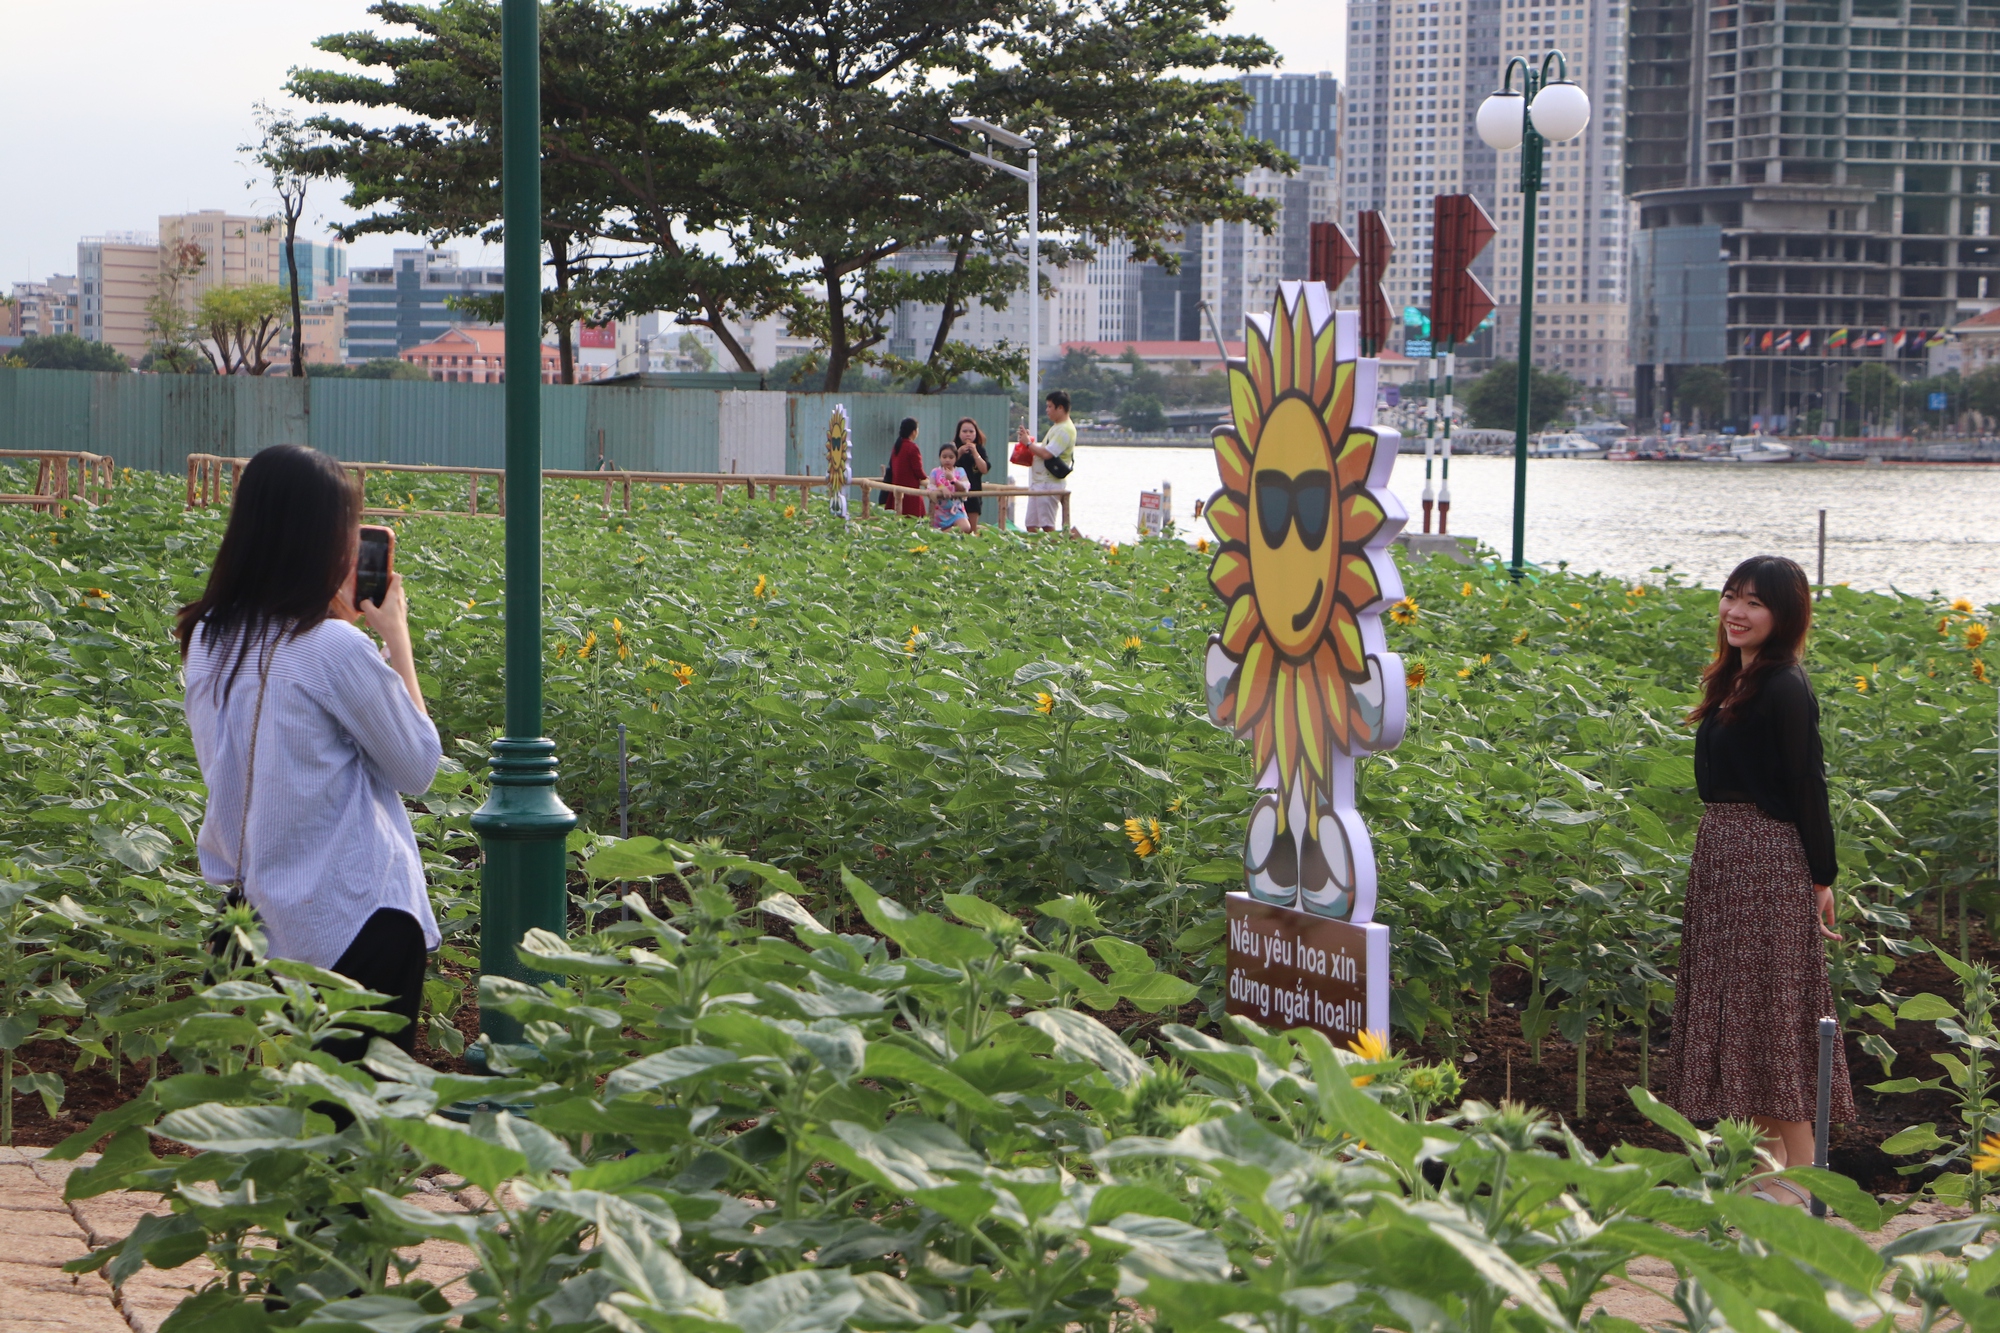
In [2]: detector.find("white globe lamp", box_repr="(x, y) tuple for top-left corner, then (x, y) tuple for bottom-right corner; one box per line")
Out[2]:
(1529, 80), (1592, 142)
(1476, 91), (1526, 151)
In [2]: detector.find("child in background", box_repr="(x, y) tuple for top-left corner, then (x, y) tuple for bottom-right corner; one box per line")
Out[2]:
(928, 443), (971, 534)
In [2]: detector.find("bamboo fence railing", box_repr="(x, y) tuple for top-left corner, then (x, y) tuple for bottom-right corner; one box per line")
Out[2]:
(184, 454), (1069, 528)
(0, 449), (116, 513)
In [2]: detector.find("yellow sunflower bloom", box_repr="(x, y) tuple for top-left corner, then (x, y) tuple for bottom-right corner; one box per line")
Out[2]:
(1512, 628), (1530, 645)
(752, 574), (769, 599)
(1123, 817), (1165, 858)
(1406, 662), (1427, 689)
(1941, 616), (1955, 635)
(909, 544), (929, 554)
(1854, 675), (1869, 693)
(1968, 623), (1989, 650)
(1457, 666), (1473, 679)
(1196, 537), (1211, 554)
(1973, 1133), (2000, 1173)
(1627, 585), (1646, 598)
(578, 631), (597, 660)
(1347, 1028), (1390, 1085)
(669, 660), (695, 688)
(784, 504), (797, 518)
(1389, 597), (1419, 625)
(1123, 635), (1143, 650)
(1953, 597), (1977, 613)
(1976, 658), (1990, 684)
(1461, 581), (1474, 597)
(1034, 691), (1055, 715)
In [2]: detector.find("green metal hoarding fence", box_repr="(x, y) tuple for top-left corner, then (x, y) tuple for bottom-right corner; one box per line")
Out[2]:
(0, 369), (1009, 482)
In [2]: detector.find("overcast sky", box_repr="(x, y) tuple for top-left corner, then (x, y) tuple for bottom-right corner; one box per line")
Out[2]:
(0, 0), (1340, 289)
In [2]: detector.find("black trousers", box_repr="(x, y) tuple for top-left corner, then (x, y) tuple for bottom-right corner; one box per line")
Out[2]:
(319, 907), (428, 1063)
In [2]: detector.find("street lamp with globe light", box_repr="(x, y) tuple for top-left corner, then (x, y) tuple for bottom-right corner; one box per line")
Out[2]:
(1476, 52), (1590, 578)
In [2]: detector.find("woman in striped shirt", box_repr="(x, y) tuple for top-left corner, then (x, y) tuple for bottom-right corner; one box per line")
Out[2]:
(176, 445), (441, 1060)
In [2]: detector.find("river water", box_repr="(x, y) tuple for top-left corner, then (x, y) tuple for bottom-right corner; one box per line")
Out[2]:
(1023, 446), (2000, 603)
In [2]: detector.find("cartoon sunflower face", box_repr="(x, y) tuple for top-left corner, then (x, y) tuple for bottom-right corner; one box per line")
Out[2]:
(1248, 395), (1340, 658)
(1203, 282), (1408, 921)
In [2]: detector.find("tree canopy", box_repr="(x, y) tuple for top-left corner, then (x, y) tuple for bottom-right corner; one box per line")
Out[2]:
(1463, 360), (1580, 432)
(195, 285), (290, 376)
(8, 334), (130, 373)
(1672, 365), (1727, 428)
(290, 0), (1286, 390)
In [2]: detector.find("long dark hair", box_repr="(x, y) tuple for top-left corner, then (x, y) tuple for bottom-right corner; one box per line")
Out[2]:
(898, 417), (919, 443)
(952, 417), (987, 452)
(1689, 554), (1813, 724)
(175, 444), (360, 693)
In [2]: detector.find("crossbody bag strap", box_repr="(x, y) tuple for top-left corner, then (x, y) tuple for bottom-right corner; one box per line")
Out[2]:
(227, 638), (276, 895)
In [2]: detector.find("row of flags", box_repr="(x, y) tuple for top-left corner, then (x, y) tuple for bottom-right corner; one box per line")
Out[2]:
(1739, 327), (1950, 354)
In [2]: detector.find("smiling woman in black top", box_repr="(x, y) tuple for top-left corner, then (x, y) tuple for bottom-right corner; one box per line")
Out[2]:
(1667, 554), (1853, 1206)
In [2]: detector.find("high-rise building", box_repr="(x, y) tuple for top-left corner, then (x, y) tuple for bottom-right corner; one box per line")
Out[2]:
(1243, 72), (1345, 167)
(77, 233), (158, 364)
(276, 240), (348, 301)
(1345, 0), (1630, 387)
(881, 244), (1044, 364)
(1490, 0), (1632, 389)
(1198, 166), (1342, 339)
(1343, 0), (1503, 350)
(1626, 0), (2000, 430)
(158, 211), (287, 310)
(345, 248), (505, 362)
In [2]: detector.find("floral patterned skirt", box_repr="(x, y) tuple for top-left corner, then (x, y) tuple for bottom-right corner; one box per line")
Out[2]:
(1666, 802), (1856, 1123)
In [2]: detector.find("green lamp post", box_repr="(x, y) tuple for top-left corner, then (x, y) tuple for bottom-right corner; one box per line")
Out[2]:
(469, 0), (576, 1049)
(1475, 52), (1592, 578)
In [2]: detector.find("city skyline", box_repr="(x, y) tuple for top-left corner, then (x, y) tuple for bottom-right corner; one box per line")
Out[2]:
(0, 0), (1347, 290)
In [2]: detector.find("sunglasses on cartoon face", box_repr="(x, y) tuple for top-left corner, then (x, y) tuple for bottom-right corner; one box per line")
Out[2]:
(1254, 468), (1333, 550)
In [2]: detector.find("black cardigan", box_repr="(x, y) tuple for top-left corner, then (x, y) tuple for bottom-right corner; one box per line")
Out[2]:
(1693, 663), (1838, 886)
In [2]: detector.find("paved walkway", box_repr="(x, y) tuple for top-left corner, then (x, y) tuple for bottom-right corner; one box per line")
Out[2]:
(0, 1146), (478, 1333)
(0, 1141), (1982, 1331)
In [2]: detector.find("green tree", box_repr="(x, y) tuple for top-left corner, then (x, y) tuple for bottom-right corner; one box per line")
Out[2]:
(243, 103), (339, 378)
(677, 331), (715, 372)
(293, 0), (780, 378)
(1845, 362), (1903, 432)
(291, 0), (638, 384)
(1464, 360), (1581, 432)
(1672, 365), (1728, 429)
(1966, 364), (2000, 422)
(146, 240), (208, 375)
(1120, 391), (1166, 432)
(195, 285), (290, 376)
(9, 334), (130, 373)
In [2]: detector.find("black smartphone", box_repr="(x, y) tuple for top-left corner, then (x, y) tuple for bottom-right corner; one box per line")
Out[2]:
(355, 525), (395, 610)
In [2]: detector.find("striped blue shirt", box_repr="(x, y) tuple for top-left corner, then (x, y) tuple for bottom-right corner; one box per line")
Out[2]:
(184, 618), (442, 970)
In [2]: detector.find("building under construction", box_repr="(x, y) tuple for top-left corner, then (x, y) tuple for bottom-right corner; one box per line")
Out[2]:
(1625, 0), (2000, 430)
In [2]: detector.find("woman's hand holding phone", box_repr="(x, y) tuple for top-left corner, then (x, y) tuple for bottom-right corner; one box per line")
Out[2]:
(359, 572), (425, 714)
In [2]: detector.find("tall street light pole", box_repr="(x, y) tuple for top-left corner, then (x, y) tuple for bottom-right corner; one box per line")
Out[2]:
(1476, 53), (1591, 578)
(920, 118), (1038, 520)
(471, 0), (576, 1049)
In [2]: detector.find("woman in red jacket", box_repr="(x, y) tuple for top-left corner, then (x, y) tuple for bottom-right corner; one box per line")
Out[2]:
(888, 418), (926, 518)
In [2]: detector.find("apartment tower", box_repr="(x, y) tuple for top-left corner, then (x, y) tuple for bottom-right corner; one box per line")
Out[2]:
(77, 233), (159, 364)
(1346, 0), (1631, 388)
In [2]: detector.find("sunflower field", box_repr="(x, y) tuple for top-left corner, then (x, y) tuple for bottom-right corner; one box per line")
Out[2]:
(0, 461), (1996, 1138)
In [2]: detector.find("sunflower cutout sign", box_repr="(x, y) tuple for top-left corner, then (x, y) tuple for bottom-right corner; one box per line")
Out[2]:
(825, 404), (853, 520)
(1204, 281), (1407, 1040)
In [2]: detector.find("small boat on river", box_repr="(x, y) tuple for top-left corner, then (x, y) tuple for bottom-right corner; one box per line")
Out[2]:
(1529, 433), (1607, 459)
